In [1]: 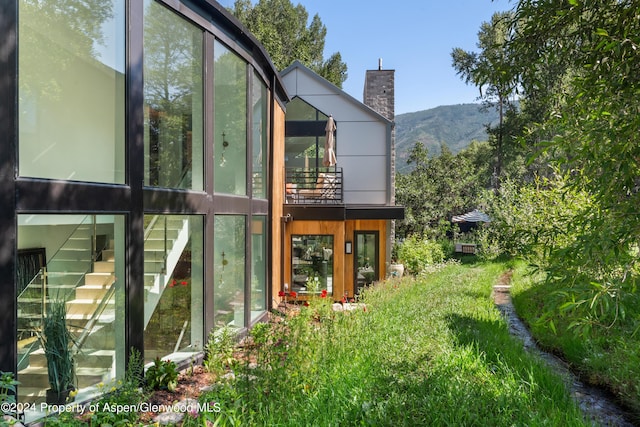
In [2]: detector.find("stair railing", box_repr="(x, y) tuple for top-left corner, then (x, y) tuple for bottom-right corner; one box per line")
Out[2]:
(71, 280), (116, 355)
(17, 215), (102, 361)
(16, 267), (47, 362)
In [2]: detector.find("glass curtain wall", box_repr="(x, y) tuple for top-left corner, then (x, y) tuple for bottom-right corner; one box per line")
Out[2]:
(214, 215), (246, 329)
(18, 0), (126, 183)
(17, 215), (125, 409)
(252, 73), (268, 198)
(251, 217), (267, 321)
(214, 41), (247, 195)
(143, 0), (204, 190)
(13, 0), (274, 414)
(143, 215), (204, 363)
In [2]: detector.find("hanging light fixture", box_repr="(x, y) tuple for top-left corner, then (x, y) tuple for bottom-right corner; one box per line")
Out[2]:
(220, 132), (229, 167)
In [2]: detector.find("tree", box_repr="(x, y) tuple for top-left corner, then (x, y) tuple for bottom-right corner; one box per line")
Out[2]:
(505, 0), (640, 332)
(396, 141), (490, 239)
(451, 11), (518, 188)
(229, 0), (347, 87)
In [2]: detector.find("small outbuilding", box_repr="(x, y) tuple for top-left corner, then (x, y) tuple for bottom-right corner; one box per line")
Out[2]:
(451, 209), (491, 254)
(451, 209), (490, 232)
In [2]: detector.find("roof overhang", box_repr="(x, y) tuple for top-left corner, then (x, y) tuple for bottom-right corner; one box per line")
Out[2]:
(346, 206), (405, 220)
(283, 205), (404, 221)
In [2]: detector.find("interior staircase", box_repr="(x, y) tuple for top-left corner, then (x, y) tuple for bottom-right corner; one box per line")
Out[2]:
(17, 235), (116, 404)
(16, 216), (190, 405)
(143, 216), (190, 326)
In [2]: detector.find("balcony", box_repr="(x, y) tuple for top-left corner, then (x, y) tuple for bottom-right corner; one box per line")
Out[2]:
(285, 167), (343, 205)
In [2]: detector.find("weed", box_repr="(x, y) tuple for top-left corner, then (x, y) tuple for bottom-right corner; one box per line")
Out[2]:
(203, 326), (238, 376)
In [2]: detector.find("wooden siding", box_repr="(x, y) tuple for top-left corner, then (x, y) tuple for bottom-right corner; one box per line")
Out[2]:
(280, 219), (388, 301)
(271, 101), (285, 309)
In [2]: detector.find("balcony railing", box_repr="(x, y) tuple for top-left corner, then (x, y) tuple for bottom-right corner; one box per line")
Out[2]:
(285, 167), (343, 204)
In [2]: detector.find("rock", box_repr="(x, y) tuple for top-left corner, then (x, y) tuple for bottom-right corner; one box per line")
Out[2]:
(154, 411), (184, 425)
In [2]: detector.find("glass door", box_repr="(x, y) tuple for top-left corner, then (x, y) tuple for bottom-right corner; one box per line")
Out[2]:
(354, 231), (379, 295)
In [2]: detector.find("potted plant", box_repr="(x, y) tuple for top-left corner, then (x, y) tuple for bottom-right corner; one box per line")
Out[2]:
(40, 298), (76, 404)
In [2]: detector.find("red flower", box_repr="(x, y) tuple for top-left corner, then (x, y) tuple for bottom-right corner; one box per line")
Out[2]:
(341, 297), (347, 304)
(278, 291), (286, 297)
(320, 289), (328, 298)
(181, 281), (188, 286)
(290, 291), (297, 299)
(169, 280), (176, 288)
(303, 301), (310, 307)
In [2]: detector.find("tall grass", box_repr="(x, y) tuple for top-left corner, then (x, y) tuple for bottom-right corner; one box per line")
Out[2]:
(199, 261), (589, 426)
(511, 263), (640, 421)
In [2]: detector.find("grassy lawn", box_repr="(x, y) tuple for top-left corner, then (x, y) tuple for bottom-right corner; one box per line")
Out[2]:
(510, 263), (640, 421)
(199, 260), (589, 426)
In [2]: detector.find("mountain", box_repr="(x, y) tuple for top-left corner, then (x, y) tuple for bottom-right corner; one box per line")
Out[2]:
(395, 104), (499, 173)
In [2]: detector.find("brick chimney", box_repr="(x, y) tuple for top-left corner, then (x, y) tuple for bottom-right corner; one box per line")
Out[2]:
(363, 58), (397, 243)
(363, 58), (395, 121)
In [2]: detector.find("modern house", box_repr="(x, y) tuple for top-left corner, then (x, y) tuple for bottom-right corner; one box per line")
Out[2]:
(0, 0), (288, 417)
(276, 61), (404, 301)
(0, 0), (402, 419)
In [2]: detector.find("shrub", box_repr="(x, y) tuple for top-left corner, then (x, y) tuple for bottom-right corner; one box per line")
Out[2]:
(478, 175), (591, 263)
(395, 236), (445, 275)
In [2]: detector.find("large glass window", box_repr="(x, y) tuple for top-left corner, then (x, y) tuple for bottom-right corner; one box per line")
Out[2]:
(143, 0), (204, 190)
(214, 215), (246, 329)
(18, 1), (126, 183)
(252, 73), (268, 198)
(291, 235), (333, 296)
(17, 215), (125, 414)
(251, 217), (267, 321)
(214, 41), (247, 195)
(143, 215), (204, 363)
(284, 97), (330, 171)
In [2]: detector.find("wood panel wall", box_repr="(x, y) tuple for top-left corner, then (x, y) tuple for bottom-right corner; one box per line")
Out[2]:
(279, 219), (389, 301)
(270, 102), (285, 309)
(344, 219), (388, 297)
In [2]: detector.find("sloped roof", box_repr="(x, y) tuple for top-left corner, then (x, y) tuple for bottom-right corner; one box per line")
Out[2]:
(451, 209), (490, 223)
(280, 60), (392, 125)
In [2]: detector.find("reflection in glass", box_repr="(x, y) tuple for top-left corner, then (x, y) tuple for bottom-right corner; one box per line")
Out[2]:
(214, 215), (246, 329)
(291, 235), (333, 296)
(252, 73), (268, 198)
(355, 232), (379, 295)
(284, 97), (329, 171)
(214, 41), (247, 195)
(251, 217), (267, 321)
(144, 215), (204, 363)
(16, 214), (125, 414)
(143, 0), (204, 190)
(19, 0), (125, 183)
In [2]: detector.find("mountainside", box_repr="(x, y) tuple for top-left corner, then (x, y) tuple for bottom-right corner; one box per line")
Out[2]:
(395, 104), (499, 173)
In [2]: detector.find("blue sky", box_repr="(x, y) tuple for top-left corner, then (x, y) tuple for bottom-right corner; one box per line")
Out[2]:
(216, 0), (515, 114)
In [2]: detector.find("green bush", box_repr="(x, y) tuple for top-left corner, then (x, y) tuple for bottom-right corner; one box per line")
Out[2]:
(395, 236), (445, 275)
(145, 357), (178, 391)
(478, 175), (591, 263)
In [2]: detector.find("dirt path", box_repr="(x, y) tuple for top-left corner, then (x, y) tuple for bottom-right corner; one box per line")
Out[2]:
(493, 274), (636, 427)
